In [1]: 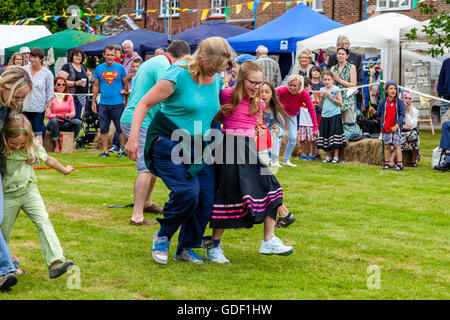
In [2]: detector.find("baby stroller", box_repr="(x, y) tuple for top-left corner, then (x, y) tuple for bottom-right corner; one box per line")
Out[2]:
(76, 93), (100, 149)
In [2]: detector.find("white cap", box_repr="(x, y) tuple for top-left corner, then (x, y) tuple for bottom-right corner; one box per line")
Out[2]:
(19, 47), (31, 54)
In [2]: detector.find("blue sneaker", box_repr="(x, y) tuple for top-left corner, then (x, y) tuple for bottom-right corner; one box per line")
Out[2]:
(99, 152), (110, 157)
(109, 145), (119, 153)
(117, 146), (127, 158)
(151, 232), (170, 264)
(174, 249), (204, 264)
(305, 156), (314, 161)
(298, 155), (306, 160)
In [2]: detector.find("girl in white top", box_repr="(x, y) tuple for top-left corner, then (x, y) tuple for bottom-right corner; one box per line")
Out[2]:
(400, 92), (420, 166)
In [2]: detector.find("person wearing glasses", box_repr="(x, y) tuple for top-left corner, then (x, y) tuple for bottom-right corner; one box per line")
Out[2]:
(126, 37), (234, 265)
(203, 60), (294, 264)
(46, 77), (81, 153)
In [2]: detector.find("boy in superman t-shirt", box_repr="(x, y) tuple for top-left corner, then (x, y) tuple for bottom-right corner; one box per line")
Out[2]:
(92, 45), (129, 157)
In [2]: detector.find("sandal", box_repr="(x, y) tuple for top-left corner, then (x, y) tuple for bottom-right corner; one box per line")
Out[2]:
(275, 212), (296, 228)
(411, 163), (418, 167)
(393, 164), (404, 171)
(382, 164), (391, 170)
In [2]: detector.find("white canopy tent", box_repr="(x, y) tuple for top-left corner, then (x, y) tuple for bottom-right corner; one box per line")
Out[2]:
(296, 13), (419, 81)
(0, 25), (52, 62)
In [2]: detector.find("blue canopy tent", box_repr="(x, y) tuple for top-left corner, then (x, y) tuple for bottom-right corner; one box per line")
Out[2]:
(226, 3), (344, 53)
(226, 3), (343, 80)
(142, 21), (250, 54)
(73, 29), (167, 57)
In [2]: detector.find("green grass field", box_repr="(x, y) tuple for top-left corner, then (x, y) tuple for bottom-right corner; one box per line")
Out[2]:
(1, 130), (448, 300)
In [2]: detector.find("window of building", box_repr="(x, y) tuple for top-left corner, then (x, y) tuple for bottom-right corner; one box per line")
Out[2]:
(305, 0), (323, 12)
(135, 0), (143, 19)
(377, 0), (411, 11)
(160, 0), (180, 17)
(211, 0), (228, 17)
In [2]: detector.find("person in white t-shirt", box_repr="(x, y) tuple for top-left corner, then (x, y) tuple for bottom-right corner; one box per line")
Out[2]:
(297, 77), (317, 161)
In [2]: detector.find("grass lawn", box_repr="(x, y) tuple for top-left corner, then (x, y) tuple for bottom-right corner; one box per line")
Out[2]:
(1, 130), (448, 300)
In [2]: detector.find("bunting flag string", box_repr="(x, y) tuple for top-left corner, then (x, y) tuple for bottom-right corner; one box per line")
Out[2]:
(6, 1), (319, 26)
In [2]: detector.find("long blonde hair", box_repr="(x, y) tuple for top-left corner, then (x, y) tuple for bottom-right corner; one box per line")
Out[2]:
(2, 111), (39, 156)
(0, 66), (33, 109)
(221, 60), (263, 117)
(177, 37), (234, 85)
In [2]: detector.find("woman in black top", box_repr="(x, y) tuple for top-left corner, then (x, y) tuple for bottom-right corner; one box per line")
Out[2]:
(57, 48), (89, 119)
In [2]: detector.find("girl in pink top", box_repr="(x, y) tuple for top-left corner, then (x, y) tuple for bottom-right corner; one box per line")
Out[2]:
(276, 75), (319, 166)
(45, 77), (81, 152)
(203, 61), (294, 264)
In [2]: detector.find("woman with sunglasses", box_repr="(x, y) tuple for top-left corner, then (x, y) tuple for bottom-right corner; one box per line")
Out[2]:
(46, 77), (81, 153)
(203, 61), (294, 264)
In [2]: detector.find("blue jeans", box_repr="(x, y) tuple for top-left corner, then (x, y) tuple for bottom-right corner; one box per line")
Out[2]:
(151, 136), (215, 255)
(0, 172), (16, 276)
(46, 118), (82, 141)
(283, 115), (298, 162)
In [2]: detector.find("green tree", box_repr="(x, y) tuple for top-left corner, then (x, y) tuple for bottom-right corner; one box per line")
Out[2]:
(86, 0), (127, 15)
(0, 0), (86, 33)
(405, 0), (450, 58)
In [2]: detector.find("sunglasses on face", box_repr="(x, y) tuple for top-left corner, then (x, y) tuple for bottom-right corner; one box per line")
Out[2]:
(56, 83), (66, 87)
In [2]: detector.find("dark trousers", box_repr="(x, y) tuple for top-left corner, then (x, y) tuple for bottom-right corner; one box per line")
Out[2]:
(151, 136), (215, 254)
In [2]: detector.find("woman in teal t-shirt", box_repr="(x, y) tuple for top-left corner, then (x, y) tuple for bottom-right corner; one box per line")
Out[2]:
(126, 37), (234, 265)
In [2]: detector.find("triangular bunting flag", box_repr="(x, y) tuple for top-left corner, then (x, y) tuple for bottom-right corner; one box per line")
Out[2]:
(286, 2), (293, 9)
(262, 2), (271, 11)
(225, 7), (230, 20)
(346, 88), (357, 98)
(236, 4), (242, 14)
(201, 9), (209, 20)
(247, 2), (255, 10)
(419, 95), (431, 106)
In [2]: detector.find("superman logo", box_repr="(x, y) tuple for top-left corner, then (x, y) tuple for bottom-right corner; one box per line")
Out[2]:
(101, 71), (119, 85)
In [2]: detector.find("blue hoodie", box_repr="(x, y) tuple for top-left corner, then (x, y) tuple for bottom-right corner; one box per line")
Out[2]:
(376, 80), (405, 131)
(437, 58), (450, 100)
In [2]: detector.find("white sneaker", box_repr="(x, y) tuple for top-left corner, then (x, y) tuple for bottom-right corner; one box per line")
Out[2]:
(151, 232), (170, 264)
(283, 160), (297, 167)
(205, 243), (230, 264)
(271, 161), (283, 168)
(259, 235), (293, 256)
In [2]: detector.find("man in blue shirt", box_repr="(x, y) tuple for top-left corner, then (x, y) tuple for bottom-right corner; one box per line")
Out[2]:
(120, 40), (190, 225)
(92, 45), (128, 157)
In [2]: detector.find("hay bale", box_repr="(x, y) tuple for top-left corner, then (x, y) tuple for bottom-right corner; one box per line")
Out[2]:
(340, 138), (383, 166)
(43, 130), (54, 152)
(340, 138), (414, 166)
(92, 121), (117, 150)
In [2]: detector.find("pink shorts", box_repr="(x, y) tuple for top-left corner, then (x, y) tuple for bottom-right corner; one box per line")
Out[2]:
(298, 126), (316, 142)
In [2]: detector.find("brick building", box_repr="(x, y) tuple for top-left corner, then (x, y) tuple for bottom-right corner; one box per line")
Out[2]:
(125, 0), (449, 33)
